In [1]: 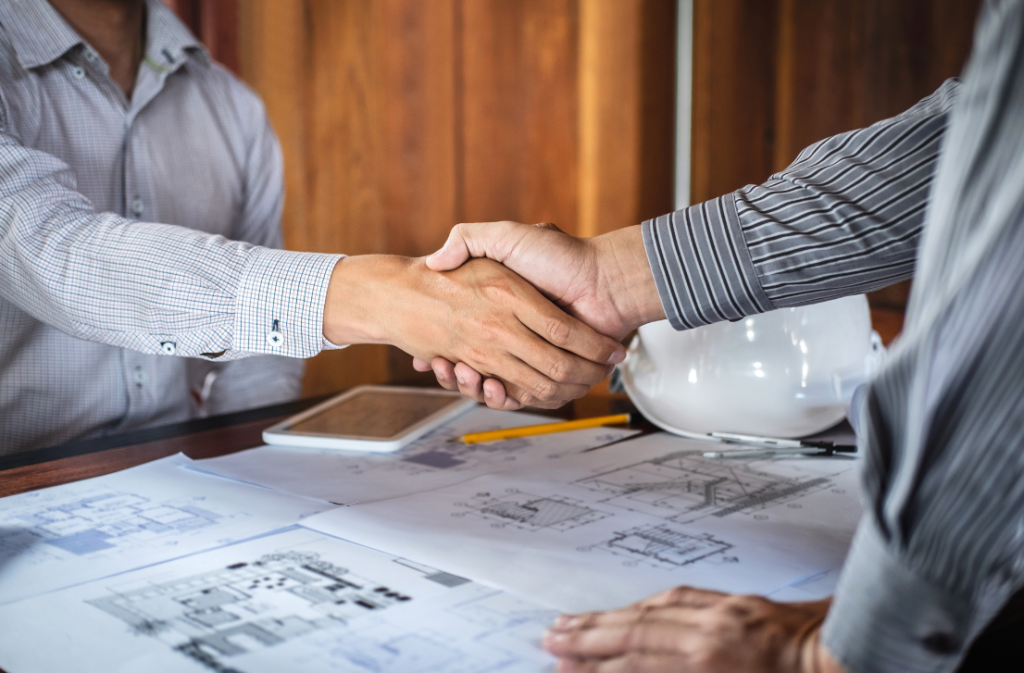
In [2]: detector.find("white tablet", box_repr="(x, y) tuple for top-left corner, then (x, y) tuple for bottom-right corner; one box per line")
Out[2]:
(262, 385), (477, 452)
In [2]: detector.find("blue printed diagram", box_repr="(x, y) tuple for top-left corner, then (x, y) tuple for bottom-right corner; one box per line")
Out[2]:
(264, 586), (558, 673)
(575, 451), (840, 524)
(86, 550), (464, 673)
(597, 523), (735, 569)
(456, 490), (612, 532)
(3, 487), (223, 557)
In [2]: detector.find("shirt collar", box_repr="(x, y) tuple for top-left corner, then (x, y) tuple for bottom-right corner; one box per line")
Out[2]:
(0, 0), (209, 71)
(142, 0), (209, 72)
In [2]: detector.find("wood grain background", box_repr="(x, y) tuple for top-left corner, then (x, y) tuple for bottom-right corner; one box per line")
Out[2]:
(168, 0), (979, 397)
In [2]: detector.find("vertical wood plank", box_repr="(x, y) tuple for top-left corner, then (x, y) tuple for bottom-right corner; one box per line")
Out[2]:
(379, 0), (459, 258)
(238, 0), (309, 251)
(519, 0), (579, 232)
(199, 0), (240, 74)
(578, 0), (641, 237)
(690, 0), (778, 205)
(461, 0), (526, 223)
(637, 0), (677, 223)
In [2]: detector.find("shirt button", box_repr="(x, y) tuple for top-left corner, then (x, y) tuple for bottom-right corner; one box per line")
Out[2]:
(160, 342), (177, 356)
(131, 198), (144, 216)
(266, 330), (284, 348)
(72, 66), (85, 80)
(132, 366), (145, 387)
(84, 50), (96, 62)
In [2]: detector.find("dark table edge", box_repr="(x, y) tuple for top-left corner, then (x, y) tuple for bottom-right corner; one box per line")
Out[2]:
(0, 395), (330, 472)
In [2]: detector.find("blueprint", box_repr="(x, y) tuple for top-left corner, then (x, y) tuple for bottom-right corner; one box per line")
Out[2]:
(193, 408), (638, 505)
(237, 581), (557, 672)
(302, 433), (863, 612)
(0, 527), (555, 673)
(0, 455), (332, 605)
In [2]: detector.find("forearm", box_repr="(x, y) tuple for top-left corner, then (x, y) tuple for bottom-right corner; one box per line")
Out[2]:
(0, 134), (339, 360)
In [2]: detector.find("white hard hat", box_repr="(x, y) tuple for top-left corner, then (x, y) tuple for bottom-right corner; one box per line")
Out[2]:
(620, 295), (886, 439)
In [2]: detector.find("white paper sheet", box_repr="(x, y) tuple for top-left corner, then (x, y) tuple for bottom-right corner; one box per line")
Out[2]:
(0, 527), (556, 673)
(236, 581), (557, 673)
(192, 408), (639, 505)
(302, 433), (863, 613)
(0, 454), (332, 605)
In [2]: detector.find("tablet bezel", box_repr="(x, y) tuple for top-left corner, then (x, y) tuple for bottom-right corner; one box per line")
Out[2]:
(262, 385), (477, 452)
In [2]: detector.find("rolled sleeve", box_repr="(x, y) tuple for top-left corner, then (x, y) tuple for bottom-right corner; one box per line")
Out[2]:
(233, 247), (342, 358)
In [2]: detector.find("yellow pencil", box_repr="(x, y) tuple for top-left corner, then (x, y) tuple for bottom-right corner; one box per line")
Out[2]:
(457, 413), (632, 444)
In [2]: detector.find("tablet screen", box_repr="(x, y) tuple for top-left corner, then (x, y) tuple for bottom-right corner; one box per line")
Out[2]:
(286, 390), (459, 438)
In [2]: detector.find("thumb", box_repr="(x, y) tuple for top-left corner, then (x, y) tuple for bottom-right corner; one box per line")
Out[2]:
(425, 221), (524, 271)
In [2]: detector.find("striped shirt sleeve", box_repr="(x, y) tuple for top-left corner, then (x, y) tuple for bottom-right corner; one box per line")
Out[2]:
(643, 79), (960, 330)
(823, 1), (1024, 671)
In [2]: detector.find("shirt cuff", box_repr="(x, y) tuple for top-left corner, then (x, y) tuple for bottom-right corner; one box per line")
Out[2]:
(234, 247), (343, 358)
(641, 195), (773, 330)
(822, 516), (978, 673)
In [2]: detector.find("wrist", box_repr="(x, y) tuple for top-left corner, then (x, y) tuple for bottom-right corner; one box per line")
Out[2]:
(800, 620), (848, 673)
(323, 255), (411, 345)
(592, 226), (666, 333)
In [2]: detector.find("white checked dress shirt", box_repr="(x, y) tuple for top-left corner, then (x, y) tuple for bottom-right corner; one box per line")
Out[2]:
(0, 0), (341, 453)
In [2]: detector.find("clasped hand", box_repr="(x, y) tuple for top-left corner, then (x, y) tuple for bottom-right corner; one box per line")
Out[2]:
(322, 254), (624, 409)
(414, 220), (665, 409)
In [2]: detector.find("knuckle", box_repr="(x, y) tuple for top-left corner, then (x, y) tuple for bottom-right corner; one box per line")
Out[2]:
(545, 356), (573, 384)
(666, 586), (693, 604)
(543, 317), (574, 347)
(622, 651), (647, 673)
(531, 379), (559, 402)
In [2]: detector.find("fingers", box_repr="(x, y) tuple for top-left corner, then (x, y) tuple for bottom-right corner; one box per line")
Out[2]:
(556, 653), (689, 673)
(508, 287), (625, 368)
(633, 585), (728, 610)
(546, 611), (699, 660)
(426, 221), (527, 271)
(478, 338), (594, 409)
(451, 362), (485, 404)
(420, 357), (518, 411)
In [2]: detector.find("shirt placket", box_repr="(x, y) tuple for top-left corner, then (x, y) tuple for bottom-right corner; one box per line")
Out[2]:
(118, 60), (170, 428)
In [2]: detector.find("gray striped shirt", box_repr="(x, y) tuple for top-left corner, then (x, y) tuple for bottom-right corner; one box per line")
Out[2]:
(0, 0), (341, 452)
(643, 1), (1024, 671)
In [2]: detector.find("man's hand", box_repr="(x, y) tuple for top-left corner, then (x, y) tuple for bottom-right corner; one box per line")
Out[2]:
(415, 221), (665, 408)
(322, 255), (625, 410)
(542, 586), (846, 673)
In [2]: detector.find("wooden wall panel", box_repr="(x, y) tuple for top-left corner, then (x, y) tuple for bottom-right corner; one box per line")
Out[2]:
(379, 0), (459, 257)
(691, 0), (777, 204)
(519, 0), (579, 232)
(578, 0), (640, 237)
(692, 0), (980, 313)
(578, 0), (675, 237)
(224, 0), (678, 395)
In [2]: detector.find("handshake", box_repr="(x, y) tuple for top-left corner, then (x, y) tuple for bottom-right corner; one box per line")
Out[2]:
(321, 221), (666, 410)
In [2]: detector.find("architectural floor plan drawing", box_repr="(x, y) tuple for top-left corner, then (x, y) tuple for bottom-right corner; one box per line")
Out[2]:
(303, 433), (863, 613)
(0, 455), (331, 606)
(236, 583), (558, 673)
(460, 490), (611, 532)
(0, 528), (480, 673)
(598, 523), (735, 569)
(194, 407), (637, 505)
(575, 450), (843, 523)
(86, 547), (456, 671)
